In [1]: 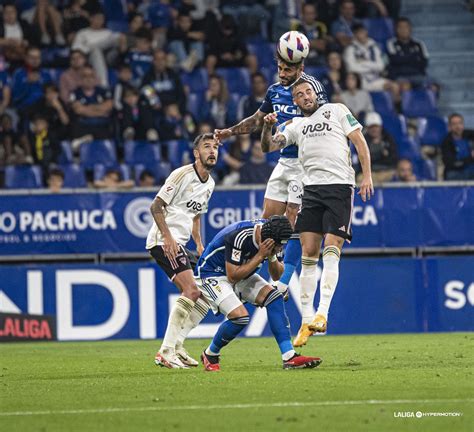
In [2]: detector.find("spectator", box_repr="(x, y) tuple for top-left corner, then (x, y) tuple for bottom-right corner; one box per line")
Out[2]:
(158, 102), (195, 141)
(141, 49), (186, 114)
(357, 0), (389, 18)
(167, 11), (205, 72)
(441, 113), (474, 180)
(0, 113), (31, 164)
(386, 17), (429, 91)
(220, 0), (270, 38)
(26, 83), (70, 141)
(124, 27), (154, 87)
(0, 3), (36, 67)
(26, 0), (66, 46)
(113, 63), (135, 110)
(392, 158), (417, 182)
(59, 49), (99, 103)
(237, 72), (267, 125)
(363, 112), (398, 184)
(22, 114), (60, 170)
(0, 70), (11, 117)
(319, 51), (347, 102)
(11, 46), (52, 126)
(296, 3), (330, 66)
(239, 140), (274, 184)
(63, 0), (100, 45)
(94, 167), (134, 189)
(137, 0), (174, 48)
(119, 12), (146, 53)
(72, 10), (122, 87)
(70, 65), (113, 141)
(116, 87), (158, 141)
(330, 0), (362, 49)
(138, 169), (156, 187)
(201, 74), (233, 129)
(47, 167), (64, 193)
(205, 14), (257, 75)
(340, 72), (374, 120)
(344, 23), (400, 103)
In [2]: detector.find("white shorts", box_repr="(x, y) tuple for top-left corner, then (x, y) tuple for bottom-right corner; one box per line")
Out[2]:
(264, 158), (303, 205)
(196, 274), (269, 316)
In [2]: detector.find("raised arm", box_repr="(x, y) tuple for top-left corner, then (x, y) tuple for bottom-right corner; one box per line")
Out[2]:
(348, 128), (374, 202)
(260, 112), (287, 153)
(214, 110), (266, 142)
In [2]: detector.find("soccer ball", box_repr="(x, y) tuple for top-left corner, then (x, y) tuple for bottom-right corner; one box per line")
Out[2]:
(277, 31), (310, 63)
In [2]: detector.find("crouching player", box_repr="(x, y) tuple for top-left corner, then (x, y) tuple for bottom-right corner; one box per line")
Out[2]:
(195, 215), (322, 371)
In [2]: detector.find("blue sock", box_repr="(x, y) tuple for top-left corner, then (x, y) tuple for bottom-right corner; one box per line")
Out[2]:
(264, 290), (293, 355)
(209, 316), (249, 354)
(280, 238), (302, 286)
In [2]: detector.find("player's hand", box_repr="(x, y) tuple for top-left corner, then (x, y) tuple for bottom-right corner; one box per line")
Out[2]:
(263, 113), (278, 126)
(358, 175), (374, 202)
(257, 238), (276, 260)
(214, 129), (232, 143)
(163, 235), (179, 261)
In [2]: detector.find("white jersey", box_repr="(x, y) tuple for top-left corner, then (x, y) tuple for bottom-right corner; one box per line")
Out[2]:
(146, 164), (215, 249)
(280, 103), (361, 186)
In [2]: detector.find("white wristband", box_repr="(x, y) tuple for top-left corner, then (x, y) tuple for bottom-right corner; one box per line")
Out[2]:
(269, 255), (277, 263)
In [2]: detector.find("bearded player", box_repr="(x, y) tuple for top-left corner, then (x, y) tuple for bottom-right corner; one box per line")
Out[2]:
(215, 33), (327, 339)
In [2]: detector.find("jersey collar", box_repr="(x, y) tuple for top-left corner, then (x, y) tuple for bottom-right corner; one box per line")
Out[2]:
(253, 224), (261, 249)
(193, 163), (208, 184)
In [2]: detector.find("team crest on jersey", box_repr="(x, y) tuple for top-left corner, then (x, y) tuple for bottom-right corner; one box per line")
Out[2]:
(179, 257), (187, 265)
(232, 248), (241, 261)
(323, 110), (331, 120)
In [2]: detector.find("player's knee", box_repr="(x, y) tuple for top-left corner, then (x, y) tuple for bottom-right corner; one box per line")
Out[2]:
(261, 288), (283, 308)
(182, 285), (201, 302)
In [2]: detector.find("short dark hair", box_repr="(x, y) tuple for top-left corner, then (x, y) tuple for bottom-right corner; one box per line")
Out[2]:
(193, 133), (215, 149)
(351, 23), (366, 33)
(291, 77), (312, 95)
(396, 17), (411, 26)
(139, 169), (155, 181)
(48, 168), (64, 180)
(346, 72), (361, 89)
(448, 113), (463, 123)
(105, 168), (121, 179)
(276, 52), (304, 68)
(134, 27), (153, 41)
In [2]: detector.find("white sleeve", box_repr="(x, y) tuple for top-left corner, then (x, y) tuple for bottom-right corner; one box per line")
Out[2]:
(157, 173), (183, 205)
(336, 104), (362, 136)
(278, 119), (298, 147)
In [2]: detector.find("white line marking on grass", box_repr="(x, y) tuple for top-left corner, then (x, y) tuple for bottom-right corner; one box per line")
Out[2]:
(1, 399), (473, 417)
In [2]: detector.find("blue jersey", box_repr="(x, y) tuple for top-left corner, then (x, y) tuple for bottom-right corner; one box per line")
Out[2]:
(259, 72), (327, 159)
(196, 219), (267, 279)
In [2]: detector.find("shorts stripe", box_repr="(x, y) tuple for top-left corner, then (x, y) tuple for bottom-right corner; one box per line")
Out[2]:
(202, 281), (218, 301)
(347, 187), (355, 234)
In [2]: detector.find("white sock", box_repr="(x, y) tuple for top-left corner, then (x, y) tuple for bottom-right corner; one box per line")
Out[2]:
(300, 256), (319, 324)
(161, 296), (195, 351)
(282, 349), (296, 361)
(276, 280), (288, 294)
(316, 246), (341, 319)
(176, 297), (209, 349)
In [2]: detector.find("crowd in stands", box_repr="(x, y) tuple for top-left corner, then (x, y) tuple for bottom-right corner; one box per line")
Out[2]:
(0, 0), (473, 191)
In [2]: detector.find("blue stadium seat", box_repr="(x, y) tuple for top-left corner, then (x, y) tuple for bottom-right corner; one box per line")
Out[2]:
(58, 141), (73, 164)
(80, 140), (117, 169)
(44, 68), (63, 82)
(107, 21), (129, 33)
(101, 0), (127, 22)
(187, 92), (203, 121)
(370, 91), (395, 115)
(134, 162), (172, 184)
(60, 164), (87, 188)
(93, 164), (131, 182)
(259, 66), (276, 84)
(397, 136), (421, 160)
(5, 165), (42, 189)
(228, 93), (241, 125)
(215, 68), (251, 96)
(181, 68), (208, 93)
(124, 140), (161, 165)
(164, 140), (192, 168)
(363, 18), (394, 45)
(247, 42), (275, 69)
(413, 158), (437, 181)
(417, 115), (448, 146)
(107, 68), (118, 88)
(401, 89), (438, 118)
(380, 113), (408, 147)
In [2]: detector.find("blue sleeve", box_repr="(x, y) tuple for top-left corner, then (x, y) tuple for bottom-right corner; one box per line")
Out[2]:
(259, 89), (273, 114)
(11, 70), (27, 106)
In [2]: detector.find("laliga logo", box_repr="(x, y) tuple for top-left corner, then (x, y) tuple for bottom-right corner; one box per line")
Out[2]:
(124, 197), (154, 238)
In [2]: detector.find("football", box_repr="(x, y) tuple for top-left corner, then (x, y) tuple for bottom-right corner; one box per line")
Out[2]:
(277, 31), (310, 63)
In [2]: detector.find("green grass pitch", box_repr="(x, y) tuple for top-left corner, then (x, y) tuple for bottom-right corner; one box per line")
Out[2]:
(1, 333), (472, 432)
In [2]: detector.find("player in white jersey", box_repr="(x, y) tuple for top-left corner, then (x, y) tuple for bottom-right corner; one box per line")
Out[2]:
(261, 78), (374, 346)
(148, 133), (219, 368)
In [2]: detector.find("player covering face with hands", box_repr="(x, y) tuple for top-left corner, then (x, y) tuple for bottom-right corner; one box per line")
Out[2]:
(195, 215), (322, 371)
(261, 79), (374, 346)
(147, 133), (219, 369)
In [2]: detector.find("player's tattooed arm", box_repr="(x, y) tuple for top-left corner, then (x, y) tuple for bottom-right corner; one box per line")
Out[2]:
(150, 196), (179, 259)
(214, 111), (266, 142)
(261, 112), (287, 153)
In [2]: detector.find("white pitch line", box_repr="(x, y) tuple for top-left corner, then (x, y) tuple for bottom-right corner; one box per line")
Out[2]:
(0, 399), (472, 417)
